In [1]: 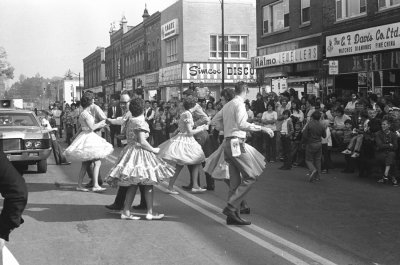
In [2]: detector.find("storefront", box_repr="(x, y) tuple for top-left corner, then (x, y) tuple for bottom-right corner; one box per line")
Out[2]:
(144, 71), (159, 100)
(326, 22), (400, 98)
(253, 45), (322, 99)
(182, 62), (257, 101)
(159, 64), (182, 101)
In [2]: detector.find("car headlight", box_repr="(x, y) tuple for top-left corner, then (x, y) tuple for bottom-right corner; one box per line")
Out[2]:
(25, 141), (33, 149)
(34, 141), (42, 148)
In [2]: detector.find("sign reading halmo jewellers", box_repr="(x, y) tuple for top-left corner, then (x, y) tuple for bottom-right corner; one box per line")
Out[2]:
(326, 22), (400, 58)
(251, 46), (318, 69)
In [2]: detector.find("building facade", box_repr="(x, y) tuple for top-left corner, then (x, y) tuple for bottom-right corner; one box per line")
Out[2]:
(255, 0), (324, 98)
(159, 0), (257, 101)
(323, 0), (400, 98)
(83, 47), (105, 100)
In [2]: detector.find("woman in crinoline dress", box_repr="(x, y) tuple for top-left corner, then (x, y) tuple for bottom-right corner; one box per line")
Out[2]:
(204, 88), (266, 213)
(64, 95), (113, 192)
(157, 97), (209, 194)
(105, 98), (175, 220)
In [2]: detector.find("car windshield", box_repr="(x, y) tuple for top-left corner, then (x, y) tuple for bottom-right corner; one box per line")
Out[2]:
(0, 113), (39, 127)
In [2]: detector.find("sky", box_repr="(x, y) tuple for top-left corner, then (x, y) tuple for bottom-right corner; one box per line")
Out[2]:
(0, 0), (182, 83)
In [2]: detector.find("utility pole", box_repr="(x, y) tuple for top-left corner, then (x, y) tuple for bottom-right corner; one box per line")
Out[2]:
(221, 0), (225, 91)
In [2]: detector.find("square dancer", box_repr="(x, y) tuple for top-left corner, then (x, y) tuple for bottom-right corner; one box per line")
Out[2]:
(212, 82), (274, 225)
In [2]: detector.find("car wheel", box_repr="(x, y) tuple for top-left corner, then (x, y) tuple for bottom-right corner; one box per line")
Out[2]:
(37, 159), (47, 173)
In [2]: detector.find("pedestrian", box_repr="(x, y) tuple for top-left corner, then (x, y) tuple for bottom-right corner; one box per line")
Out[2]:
(301, 110), (326, 182)
(107, 97), (122, 147)
(279, 109), (293, 170)
(63, 106), (74, 145)
(106, 98), (174, 220)
(152, 107), (166, 146)
(261, 102), (277, 163)
(0, 149), (28, 251)
(158, 96), (209, 194)
(52, 105), (63, 138)
(212, 82), (274, 225)
(63, 95), (113, 192)
(104, 93), (147, 211)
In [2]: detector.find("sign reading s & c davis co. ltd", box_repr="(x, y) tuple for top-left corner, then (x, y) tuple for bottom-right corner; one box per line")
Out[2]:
(326, 22), (400, 58)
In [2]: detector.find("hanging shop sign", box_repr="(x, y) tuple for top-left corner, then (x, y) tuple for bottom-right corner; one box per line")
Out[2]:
(329, 60), (339, 75)
(182, 63), (256, 83)
(161, 19), (179, 40)
(145, 71), (159, 90)
(251, 46), (319, 68)
(326, 22), (400, 58)
(125, 79), (133, 90)
(159, 64), (182, 86)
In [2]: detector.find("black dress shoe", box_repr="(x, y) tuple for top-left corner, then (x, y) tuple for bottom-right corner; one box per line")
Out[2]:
(182, 185), (192, 190)
(239, 208), (251, 215)
(223, 207), (251, 225)
(202, 185), (215, 191)
(84, 181), (94, 188)
(105, 204), (122, 211)
(226, 216), (251, 225)
(132, 204), (147, 210)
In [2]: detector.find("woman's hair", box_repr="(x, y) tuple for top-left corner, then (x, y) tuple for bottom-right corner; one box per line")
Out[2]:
(129, 98), (145, 117)
(183, 97), (197, 110)
(282, 109), (291, 117)
(266, 102), (275, 111)
(335, 107), (344, 115)
(290, 99), (301, 112)
(80, 96), (91, 109)
(221, 88), (235, 102)
(206, 102), (214, 109)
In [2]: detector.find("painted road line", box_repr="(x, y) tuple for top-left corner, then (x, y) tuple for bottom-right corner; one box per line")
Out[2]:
(105, 155), (337, 265)
(156, 185), (311, 265)
(157, 184), (338, 265)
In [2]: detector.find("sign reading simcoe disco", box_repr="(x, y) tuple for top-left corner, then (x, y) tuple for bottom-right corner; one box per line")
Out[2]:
(252, 46), (318, 68)
(326, 22), (400, 57)
(161, 19), (179, 40)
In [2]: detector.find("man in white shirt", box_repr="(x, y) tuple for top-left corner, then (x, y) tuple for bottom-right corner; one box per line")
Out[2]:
(212, 82), (273, 225)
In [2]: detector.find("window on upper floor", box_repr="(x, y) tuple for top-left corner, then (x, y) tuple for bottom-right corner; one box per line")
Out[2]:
(301, 0), (310, 24)
(262, 0), (289, 34)
(378, 0), (400, 9)
(209, 35), (248, 59)
(336, 0), (366, 21)
(166, 38), (177, 63)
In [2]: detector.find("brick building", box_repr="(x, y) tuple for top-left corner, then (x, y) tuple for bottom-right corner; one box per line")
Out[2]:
(323, 0), (400, 98)
(83, 47), (105, 99)
(158, 0), (257, 101)
(254, 0), (324, 98)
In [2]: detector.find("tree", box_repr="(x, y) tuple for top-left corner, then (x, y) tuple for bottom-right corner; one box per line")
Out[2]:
(0, 47), (14, 79)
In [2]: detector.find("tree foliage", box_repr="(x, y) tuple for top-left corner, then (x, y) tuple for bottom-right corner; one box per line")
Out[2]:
(0, 47), (14, 79)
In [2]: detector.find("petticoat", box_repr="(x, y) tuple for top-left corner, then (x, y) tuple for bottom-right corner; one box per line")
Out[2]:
(106, 143), (175, 186)
(204, 142), (266, 180)
(63, 131), (113, 161)
(157, 133), (205, 165)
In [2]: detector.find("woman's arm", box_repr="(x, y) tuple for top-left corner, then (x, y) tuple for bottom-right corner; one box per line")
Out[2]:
(83, 113), (106, 131)
(137, 131), (158, 153)
(184, 122), (207, 136)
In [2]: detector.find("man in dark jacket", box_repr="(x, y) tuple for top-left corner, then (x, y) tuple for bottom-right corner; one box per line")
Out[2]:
(107, 97), (122, 147)
(0, 150), (28, 249)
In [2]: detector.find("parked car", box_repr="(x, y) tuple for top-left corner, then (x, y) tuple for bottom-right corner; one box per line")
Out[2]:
(0, 108), (52, 173)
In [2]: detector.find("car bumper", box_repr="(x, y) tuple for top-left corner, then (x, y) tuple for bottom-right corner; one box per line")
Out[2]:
(4, 148), (52, 163)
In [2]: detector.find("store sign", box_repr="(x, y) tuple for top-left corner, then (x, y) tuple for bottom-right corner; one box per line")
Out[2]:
(161, 19), (179, 40)
(159, 64), (182, 86)
(329, 60), (339, 75)
(251, 46), (319, 68)
(183, 63), (256, 83)
(326, 22), (400, 57)
(125, 79), (133, 90)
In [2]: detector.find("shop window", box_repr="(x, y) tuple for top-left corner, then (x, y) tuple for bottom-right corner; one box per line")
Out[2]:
(262, 0), (289, 34)
(166, 38), (177, 63)
(336, 0), (366, 21)
(301, 0), (310, 24)
(378, 0), (400, 9)
(209, 35), (248, 59)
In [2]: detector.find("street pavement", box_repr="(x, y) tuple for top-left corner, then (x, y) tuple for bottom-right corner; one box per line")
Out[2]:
(2, 142), (400, 265)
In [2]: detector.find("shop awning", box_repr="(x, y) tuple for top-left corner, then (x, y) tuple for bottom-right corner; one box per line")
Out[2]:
(287, 76), (315, 83)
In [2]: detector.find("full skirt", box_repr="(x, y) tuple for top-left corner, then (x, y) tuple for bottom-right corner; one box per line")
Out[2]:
(63, 131), (113, 161)
(106, 144), (175, 186)
(204, 143), (266, 180)
(157, 133), (205, 165)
